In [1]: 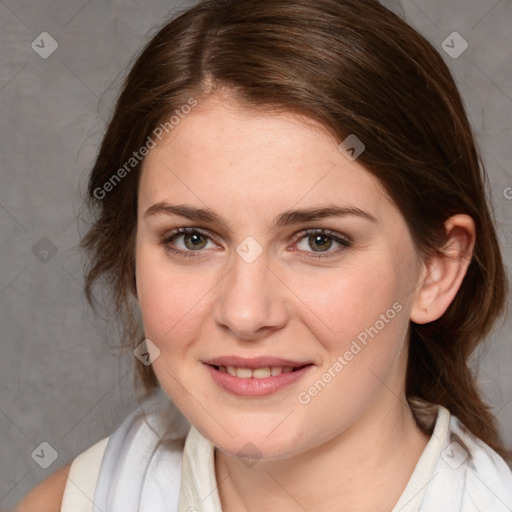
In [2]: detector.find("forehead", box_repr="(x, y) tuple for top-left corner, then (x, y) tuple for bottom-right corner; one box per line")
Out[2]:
(138, 96), (394, 221)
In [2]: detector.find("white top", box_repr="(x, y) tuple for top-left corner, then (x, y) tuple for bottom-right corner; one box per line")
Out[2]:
(61, 392), (512, 512)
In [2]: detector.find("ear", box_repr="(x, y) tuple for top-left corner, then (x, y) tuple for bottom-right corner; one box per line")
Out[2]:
(410, 214), (476, 324)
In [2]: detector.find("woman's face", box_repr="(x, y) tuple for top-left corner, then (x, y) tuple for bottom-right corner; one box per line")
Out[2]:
(135, 94), (425, 460)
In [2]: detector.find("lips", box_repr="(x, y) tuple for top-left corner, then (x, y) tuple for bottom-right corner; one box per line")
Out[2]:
(203, 356), (310, 369)
(203, 356), (314, 397)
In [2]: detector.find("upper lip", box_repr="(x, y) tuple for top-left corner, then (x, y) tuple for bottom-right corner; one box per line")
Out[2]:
(203, 356), (312, 369)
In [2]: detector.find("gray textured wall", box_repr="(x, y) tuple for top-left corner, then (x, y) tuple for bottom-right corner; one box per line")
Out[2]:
(1, 0), (511, 509)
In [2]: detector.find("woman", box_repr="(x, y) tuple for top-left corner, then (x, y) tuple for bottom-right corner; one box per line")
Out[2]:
(16, 0), (512, 510)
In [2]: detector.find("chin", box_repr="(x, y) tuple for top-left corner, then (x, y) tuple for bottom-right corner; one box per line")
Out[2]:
(205, 421), (307, 462)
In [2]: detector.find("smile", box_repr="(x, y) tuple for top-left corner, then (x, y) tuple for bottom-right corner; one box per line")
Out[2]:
(216, 365), (303, 378)
(204, 362), (314, 397)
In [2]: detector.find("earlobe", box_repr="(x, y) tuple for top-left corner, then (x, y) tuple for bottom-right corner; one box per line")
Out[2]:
(410, 214), (476, 324)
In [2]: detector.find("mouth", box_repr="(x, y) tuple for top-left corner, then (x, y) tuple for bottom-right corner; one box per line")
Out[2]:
(203, 358), (314, 397)
(208, 364), (311, 378)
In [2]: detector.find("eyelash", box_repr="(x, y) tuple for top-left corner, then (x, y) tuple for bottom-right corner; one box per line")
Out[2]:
(159, 227), (352, 260)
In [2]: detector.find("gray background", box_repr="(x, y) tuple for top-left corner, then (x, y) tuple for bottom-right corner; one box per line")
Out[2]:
(0, 0), (511, 509)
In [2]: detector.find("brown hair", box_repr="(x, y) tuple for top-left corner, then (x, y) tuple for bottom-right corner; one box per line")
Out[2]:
(80, 0), (511, 463)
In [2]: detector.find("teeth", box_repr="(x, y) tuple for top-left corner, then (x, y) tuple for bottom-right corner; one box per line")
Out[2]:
(236, 367), (253, 378)
(252, 367), (271, 378)
(220, 365), (298, 378)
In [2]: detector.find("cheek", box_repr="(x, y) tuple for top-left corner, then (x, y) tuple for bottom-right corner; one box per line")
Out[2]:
(287, 258), (403, 346)
(135, 244), (212, 346)
(293, 256), (412, 396)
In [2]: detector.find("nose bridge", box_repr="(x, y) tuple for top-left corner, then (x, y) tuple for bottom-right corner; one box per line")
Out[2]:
(213, 237), (287, 338)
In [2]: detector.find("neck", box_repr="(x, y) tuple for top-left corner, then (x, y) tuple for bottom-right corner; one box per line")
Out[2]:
(214, 395), (431, 512)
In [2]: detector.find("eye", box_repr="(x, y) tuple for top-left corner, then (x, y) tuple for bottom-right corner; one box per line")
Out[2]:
(160, 227), (352, 260)
(160, 227), (218, 258)
(294, 228), (352, 259)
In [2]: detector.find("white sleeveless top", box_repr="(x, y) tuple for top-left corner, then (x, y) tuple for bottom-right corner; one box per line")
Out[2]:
(61, 392), (512, 512)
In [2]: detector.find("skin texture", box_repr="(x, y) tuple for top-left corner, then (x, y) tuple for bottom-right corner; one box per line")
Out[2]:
(14, 463), (71, 512)
(134, 94), (476, 512)
(15, 94), (475, 511)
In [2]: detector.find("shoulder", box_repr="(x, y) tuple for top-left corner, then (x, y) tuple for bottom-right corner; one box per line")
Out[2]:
(420, 413), (512, 511)
(449, 416), (512, 501)
(14, 462), (72, 512)
(14, 436), (110, 512)
(449, 414), (511, 470)
(15, 395), (190, 512)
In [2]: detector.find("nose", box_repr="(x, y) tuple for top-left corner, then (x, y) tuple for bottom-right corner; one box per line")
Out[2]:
(213, 245), (290, 341)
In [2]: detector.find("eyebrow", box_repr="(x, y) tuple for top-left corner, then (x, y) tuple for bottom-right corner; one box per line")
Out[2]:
(144, 202), (378, 229)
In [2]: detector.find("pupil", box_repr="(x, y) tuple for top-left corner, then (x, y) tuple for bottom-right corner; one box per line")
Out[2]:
(185, 233), (206, 249)
(310, 234), (332, 252)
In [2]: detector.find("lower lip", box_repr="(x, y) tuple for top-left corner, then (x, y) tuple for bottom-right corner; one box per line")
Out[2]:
(204, 364), (313, 397)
